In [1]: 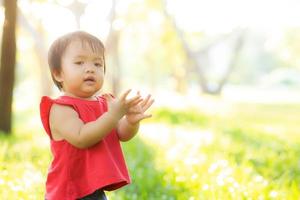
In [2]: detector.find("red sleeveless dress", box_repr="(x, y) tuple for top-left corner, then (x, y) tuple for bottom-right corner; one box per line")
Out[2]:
(40, 95), (130, 200)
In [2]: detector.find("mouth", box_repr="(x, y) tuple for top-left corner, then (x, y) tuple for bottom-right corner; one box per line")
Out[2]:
(84, 76), (96, 83)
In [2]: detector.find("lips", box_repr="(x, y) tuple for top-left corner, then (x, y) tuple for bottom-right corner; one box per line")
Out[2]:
(84, 76), (96, 83)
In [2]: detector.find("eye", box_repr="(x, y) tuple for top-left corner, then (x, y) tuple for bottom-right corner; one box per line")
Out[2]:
(74, 61), (84, 65)
(94, 63), (103, 67)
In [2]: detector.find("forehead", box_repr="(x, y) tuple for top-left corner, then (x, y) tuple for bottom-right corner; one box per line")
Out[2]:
(64, 39), (104, 58)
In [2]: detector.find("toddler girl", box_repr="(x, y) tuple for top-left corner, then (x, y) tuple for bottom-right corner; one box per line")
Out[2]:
(40, 31), (154, 200)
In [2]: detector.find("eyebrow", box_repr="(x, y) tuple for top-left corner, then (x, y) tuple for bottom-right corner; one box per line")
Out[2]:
(74, 55), (103, 61)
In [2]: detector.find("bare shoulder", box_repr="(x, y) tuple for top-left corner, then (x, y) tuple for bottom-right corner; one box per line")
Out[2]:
(49, 104), (80, 140)
(50, 103), (78, 117)
(49, 103), (79, 124)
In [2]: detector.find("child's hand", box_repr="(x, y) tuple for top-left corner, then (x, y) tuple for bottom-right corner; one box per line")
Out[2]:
(126, 93), (154, 125)
(103, 89), (143, 121)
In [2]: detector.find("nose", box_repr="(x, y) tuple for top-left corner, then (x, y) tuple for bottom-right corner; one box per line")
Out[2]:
(85, 63), (95, 73)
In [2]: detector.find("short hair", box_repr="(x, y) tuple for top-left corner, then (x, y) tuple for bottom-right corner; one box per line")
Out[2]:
(48, 31), (106, 90)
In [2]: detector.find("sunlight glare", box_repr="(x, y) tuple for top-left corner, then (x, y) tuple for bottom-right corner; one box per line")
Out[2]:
(115, 0), (130, 15)
(18, 0), (31, 15)
(80, 0), (112, 39)
(113, 19), (126, 31)
(167, 0), (300, 34)
(254, 175), (263, 183)
(202, 184), (209, 190)
(22, 168), (43, 189)
(57, 0), (74, 7)
(18, 35), (33, 51)
(148, 11), (164, 30)
(38, 4), (77, 42)
(175, 175), (186, 182)
(269, 191), (278, 198)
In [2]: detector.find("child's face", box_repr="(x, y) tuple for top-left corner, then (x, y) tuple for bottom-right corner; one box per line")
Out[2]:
(55, 39), (105, 99)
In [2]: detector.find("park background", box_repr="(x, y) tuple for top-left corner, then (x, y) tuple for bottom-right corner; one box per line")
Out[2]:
(0, 0), (300, 199)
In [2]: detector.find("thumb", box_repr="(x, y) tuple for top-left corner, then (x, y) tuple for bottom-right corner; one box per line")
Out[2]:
(138, 113), (152, 121)
(103, 94), (113, 102)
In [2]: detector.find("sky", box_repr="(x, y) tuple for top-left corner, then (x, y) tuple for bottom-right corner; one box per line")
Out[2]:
(167, 0), (300, 34)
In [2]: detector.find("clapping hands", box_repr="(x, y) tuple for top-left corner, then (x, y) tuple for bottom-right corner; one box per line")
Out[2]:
(103, 89), (154, 124)
(126, 91), (154, 125)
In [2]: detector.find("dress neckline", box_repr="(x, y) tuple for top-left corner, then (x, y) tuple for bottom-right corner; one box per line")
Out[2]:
(60, 95), (99, 102)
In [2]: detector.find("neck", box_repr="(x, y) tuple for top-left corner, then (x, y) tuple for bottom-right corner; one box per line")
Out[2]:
(62, 92), (97, 100)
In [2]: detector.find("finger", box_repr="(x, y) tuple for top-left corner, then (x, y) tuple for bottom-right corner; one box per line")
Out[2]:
(127, 108), (141, 114)
(140, 94), (151, 107)
(102, 94), (111, 101)
(142, 99), (154, 112)
(130, 97), (143, 106)
(139, 113), (152, 120)
(102, 93), (109, 97)
(120, 89), (132, 101)
(107, 94), (114, 101)
(126, 95), (141, 105)
(127, 111), (140, 115)
(128, 114), (151, 124)
(128, 105), (140, 112)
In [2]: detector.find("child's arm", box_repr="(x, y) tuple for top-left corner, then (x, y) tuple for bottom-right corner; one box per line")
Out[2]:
(117, 118), (140, 142)
(117, 94), (154, 141)
(49, 90), (142, 149)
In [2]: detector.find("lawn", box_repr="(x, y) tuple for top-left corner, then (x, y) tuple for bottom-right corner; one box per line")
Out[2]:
(0, 98), (299, 199)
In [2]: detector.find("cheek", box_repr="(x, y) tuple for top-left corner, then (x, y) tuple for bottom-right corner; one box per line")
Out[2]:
(98, 75), (104, 86)
(97, 71), (105, 78)
(64, 68), (82, 79)
(98, 76), (104, 84)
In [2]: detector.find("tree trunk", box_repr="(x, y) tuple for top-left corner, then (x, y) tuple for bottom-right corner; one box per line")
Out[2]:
(161, 0), (207, 90)
(161, 0), (243, 95)
(214, 33), (245, 94)
(105, 0), (121, 95)
(0, 0), (17, 134)
(106, 31), (121, 95)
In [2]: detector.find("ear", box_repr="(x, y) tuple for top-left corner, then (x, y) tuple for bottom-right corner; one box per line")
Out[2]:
(52, 69), (63, 83)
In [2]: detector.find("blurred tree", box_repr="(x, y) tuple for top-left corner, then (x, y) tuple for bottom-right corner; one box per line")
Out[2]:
(279, 28), (300, 68)
(18, 8), (53, 96)
(162, 0), (244, 94)
(66, 0), (85, 28)
(117, 0), (186, 94)
(105, 0), (121, 95)
(0, 0), (17, 134)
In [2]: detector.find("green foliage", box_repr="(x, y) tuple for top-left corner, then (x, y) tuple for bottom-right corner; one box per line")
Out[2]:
(108, 138), (178, 200)
(150, 107), (208, 125)
(280, 28), (300, 68)
(1, 102), (300, 199)
(0, 129), (50, 199)
(144, 105), (300, 199)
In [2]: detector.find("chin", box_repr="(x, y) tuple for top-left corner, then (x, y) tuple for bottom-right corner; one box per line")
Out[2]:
(83, 90), (99, 97)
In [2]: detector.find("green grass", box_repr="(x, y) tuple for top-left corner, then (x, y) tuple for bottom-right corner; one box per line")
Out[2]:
(1, 101), (300, 199)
